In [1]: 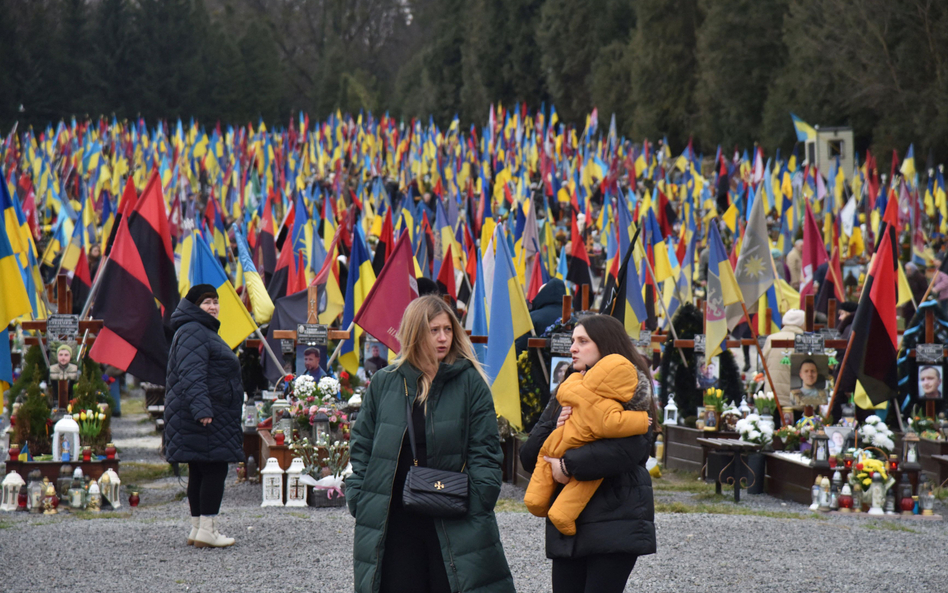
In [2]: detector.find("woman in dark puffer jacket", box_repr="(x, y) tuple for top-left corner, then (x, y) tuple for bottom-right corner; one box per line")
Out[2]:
(521, 314), (656, 593)
(164, 284), (244, 549)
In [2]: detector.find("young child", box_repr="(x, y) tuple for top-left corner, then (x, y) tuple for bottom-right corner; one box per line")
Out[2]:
(523, 353), (651, 535)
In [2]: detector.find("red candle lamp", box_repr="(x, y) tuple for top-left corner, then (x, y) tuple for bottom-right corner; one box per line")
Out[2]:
(843, 453), (853, 470)
(105, 443), (116, 460)
(829, 456), (838, 469)
(129, 492), (140, 507)
(82, 446), (92, 462)
(9, 442), (20, 461)
(273, 429), (286, 446)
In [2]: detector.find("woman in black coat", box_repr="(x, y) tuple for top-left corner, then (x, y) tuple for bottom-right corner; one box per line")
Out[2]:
(164, 284), (244, 549)
(521, 315), (656, 593)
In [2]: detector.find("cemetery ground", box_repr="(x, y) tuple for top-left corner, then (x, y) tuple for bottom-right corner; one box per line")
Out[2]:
(1, 389), (946, 593)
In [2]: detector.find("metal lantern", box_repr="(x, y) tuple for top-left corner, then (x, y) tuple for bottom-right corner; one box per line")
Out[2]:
(738, 396), (751, 419)
(271, 399), (293, 436)
(811, 428), (830, 469)
(901, 430), (921, 471)
(52, 416), (81, 463)
(663, 396), (679, 426)
(312, 411), (331, 444)
(285, 458), (307, 508)
(101, 469), (121, 509)
(57, 464), (73, 498)
(1, 471), (25, 512)
(27, 471), (44, 512)
(260, 457), (285, 507)
(867, 472), (885, 516)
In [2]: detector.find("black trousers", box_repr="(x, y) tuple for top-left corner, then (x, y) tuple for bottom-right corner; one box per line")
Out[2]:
(379, 507), (452, 593)
(552, 553), (638, 593)
(187, 461), (228, 517)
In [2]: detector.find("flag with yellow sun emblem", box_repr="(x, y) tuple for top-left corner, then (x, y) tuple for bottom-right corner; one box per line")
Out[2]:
(726, 188), (775, 329)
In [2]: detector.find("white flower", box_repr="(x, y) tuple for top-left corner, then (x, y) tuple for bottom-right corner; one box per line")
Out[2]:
(745, 414), (761, 423)
(317, 376), (341, 399)
(748, 430), (761, 441)
(861, 425), (877, 437)
(865, 415), (881, 425)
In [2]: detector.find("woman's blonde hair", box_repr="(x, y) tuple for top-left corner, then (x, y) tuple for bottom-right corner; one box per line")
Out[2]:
(393, 295), (489, 402)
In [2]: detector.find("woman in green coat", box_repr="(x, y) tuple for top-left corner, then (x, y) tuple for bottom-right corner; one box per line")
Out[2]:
(346, 296), (515, 593)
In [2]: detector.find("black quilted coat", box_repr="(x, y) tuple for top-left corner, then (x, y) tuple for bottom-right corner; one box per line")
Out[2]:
(163, 299), (245, 463)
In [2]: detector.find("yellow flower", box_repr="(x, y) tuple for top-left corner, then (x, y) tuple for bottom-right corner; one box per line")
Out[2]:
(67, 404), (73, 413)
(862, 478), (871, 487)
(80, 411), (87, 421)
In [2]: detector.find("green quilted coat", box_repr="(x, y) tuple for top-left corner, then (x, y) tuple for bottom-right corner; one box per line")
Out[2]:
(346, 359), (515, 593)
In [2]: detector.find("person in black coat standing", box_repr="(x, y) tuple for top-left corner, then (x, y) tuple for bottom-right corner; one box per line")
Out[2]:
(521, 315), (656, 593)
(164, 284), (244, 549)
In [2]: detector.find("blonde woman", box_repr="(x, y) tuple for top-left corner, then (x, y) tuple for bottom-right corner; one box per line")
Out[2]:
(347, 295), (515, 593)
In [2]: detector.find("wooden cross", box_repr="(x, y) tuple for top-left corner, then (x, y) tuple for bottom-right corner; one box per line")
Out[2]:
(903, 308), (944, 421)
(271, 286), (352, 344)
(21, 275), (104, 409)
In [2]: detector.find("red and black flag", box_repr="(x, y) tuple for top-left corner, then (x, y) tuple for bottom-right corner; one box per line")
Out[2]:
(104, 176), (138, 257)
(267, 241), (294, 302)
(372, 207), (393, 276)
(436, 243), (457, 302)
(257, 190), (278, 284)
(566, 211), (592, 288)
(90, 216), (169, 385)
(835, 224), (898, 409)
(127, 170), (178, 321)
(69, 246), (92, 314)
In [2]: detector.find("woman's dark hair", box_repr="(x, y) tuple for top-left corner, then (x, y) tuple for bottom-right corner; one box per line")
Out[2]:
(576, 314), (652, 382)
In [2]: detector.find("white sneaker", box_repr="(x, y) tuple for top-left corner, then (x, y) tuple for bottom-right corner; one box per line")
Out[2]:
(193, 515), (235, 548)
(187, 516), (200, 545)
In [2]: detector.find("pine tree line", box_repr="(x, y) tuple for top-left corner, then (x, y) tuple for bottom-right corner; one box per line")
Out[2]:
(3, 0), (948, 160)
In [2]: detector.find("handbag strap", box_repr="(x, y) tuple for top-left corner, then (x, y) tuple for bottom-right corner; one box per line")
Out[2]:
(403, 376), (466, 472)
(404, 378), (419, 466)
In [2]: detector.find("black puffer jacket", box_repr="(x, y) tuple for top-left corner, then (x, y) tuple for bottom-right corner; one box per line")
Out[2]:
(515, 279), (567, 353)
(163, 299), (245, 463)
(520, 369), (656, 559)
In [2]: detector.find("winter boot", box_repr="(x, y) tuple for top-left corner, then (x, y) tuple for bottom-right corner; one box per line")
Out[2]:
(193, 515), (235, 548)
(187, 516), (200, 545)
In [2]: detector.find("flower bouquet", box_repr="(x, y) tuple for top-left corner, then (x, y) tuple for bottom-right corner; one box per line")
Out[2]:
(849, 456), (895, 493)
(736, 414), (773, 447)
(908, 408), (942, 441)
(775, 425), (802, 451)
(857, 415), (895, 456)
(71, 405), (107, 443)
(753, 391), (777, 417)
(317, 376), (341, 401)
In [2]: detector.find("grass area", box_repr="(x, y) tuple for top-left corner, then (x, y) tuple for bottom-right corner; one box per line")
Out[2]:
(495, 498), (529, 513)
(651, 470), (717, 495)
(934, 486), (948, 501)
(73, 511), (134, 520)
(120, 462), (184, 489)
(655, 500), (826, 521)
(287, 511), (308, 519)
(864, 521), (917, 533)
(122, 396), (146, 416)
(0, 521), (12, 529)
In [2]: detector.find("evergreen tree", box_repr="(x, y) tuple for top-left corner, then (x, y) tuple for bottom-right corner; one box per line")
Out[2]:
(90, 0), (137, 119)
(56, 0), (95, 117)
(693, 0), (788, 151)
(627, 0), (700, 147)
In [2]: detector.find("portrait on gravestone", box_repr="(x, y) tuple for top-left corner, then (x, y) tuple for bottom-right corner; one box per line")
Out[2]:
(48, 343), (79, 406)
(296, 344), (329, 381)
(695, 354), (719, 390)
(363, 339), (389, 376)
(824, 426), (853, 458)
(917, 364), (944, 401)
(789, 354), (830, 409)
(550, 357), (571, 393)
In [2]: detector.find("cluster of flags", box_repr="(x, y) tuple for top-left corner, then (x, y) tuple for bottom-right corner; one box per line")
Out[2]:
(0, 107), (939, 423)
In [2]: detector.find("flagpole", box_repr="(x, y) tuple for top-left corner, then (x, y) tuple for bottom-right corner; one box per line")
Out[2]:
(739, 300), (785, 427)
(79, 255), (111, 318)
(635, 232), (689, 369)
(256, 326), (286, 378)
(327, 321), (356, 367)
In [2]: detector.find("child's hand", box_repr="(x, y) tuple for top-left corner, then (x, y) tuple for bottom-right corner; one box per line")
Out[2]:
(544, 456), (570, 484)
(556, 406), (573, 427)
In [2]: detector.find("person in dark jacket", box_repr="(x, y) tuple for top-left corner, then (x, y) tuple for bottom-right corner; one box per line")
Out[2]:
(346, 295), (514, 593)
(164, 284), (244, 549)
(521, 314), (656, 593)
(516, 279), (567, 353)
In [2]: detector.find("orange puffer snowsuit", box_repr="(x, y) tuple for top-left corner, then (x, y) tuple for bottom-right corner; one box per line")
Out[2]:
(523, 354), (649, 535)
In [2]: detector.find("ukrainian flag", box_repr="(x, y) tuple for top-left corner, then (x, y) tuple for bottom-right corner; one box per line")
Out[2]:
(0, 211), (31, 327)
(190, 232), (257, 349)
(485, 225), (534, 430)
(790, 113), (817, 143)
(338, 224), (377, 374)
(235, 228), (274, 324)
(706, 224), (743, 359)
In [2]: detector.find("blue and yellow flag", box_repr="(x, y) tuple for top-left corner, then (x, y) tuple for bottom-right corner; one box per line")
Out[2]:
(706, 224), (743, 359)
(338, 224), (377, 374)
(190, 232), (257, 349)
(485, 226), (534, 430)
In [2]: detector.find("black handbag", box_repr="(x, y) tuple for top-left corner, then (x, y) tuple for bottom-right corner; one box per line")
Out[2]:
(401, 379), (469, 518)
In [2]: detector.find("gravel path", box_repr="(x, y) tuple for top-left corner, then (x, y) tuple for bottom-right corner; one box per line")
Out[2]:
(1, 391), (945, 593)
